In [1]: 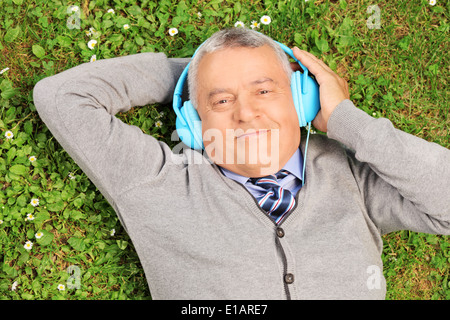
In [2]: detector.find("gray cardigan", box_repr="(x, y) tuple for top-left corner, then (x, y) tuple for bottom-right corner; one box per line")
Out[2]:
(33, 52), (450, 300)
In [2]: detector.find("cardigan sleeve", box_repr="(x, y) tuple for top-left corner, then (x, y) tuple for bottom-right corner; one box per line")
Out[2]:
(327, 100), (450, 235)
(33, 53), (190, 225)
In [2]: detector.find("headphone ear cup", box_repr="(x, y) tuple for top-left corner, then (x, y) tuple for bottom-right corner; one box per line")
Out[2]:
(302, 75), (321, 124)
(291, 71), (321, 127)
(291, 71), (306, 127)
(175, 110), (194, 149)
(176, 101), (203, 150)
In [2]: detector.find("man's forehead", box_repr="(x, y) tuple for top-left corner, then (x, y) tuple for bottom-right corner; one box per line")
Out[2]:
(198, 47), (284, 76)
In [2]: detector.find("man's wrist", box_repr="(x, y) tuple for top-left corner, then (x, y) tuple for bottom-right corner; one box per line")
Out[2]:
(326, 99), (374, 151)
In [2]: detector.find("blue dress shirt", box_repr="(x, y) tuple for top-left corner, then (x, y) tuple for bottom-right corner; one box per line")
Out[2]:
(220, 148), (304, 199)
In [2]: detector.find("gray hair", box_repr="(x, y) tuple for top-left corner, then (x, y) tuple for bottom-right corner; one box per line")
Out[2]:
(187, 28), (293, 108)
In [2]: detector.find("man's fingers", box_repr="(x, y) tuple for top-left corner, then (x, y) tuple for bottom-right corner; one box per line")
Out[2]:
(297, 48), (331, 71)
(292, 47), (332, 77)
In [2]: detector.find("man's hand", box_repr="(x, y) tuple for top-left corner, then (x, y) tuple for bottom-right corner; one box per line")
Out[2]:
(291, 47), (350, 132)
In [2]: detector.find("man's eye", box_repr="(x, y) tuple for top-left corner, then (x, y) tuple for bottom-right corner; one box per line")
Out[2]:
(259, 90), (270, 94)
(218, 99), (228, 104)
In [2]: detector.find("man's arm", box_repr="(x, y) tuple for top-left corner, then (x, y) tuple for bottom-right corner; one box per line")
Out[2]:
(329, 100), (450, 235)
(293, 47), (450, 235)
(33, 53), (189, 226)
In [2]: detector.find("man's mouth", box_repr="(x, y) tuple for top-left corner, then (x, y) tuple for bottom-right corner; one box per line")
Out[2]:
(236, 129), (270, 139)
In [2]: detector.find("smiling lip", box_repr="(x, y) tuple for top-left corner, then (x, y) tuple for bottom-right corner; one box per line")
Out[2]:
(236, 129), (270, 139)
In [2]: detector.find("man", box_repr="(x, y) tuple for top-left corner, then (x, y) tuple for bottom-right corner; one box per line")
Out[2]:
(33, 28), (450, 299)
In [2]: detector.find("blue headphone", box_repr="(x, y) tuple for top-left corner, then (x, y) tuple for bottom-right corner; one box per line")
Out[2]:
(172, 39), (321, 151)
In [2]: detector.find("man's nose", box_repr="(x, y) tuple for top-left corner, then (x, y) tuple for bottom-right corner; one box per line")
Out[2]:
(233, 96), (260, 123)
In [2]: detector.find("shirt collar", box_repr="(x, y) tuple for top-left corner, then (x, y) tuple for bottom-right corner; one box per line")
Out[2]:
(282, 148), (303, 181)
(219, 148), (303, 183)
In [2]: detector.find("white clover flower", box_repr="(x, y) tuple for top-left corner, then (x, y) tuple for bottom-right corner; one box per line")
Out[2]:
(87, 39), (97, 50)
(123, 24), (130, 30)
(68, 172), (76, 180)
(234, 21), (245, 28)
(26, 213), (35, 221)
(90, 54), (97, 62)
(57, 284), (65, 291)
(11, 281), (18, 291)
(24, 241), (33, 250)
(0, 220), (3, 224)
(155, 120), (163, 128)
(29, 156), (37, 162)
(429, 0), (436, 5)
(110, 228), (115, 236)
(70, 5), (79, 12)
(35, 231), (44, 239)
(0, 67), (9, 75)
(250, 20), (260, 29)
(197, 12), (202, 18)
(168, 28), (178, 36)
(260, 15), (271, 25)
(107, 8), (115, 14)
(30, 198), (39, 207)
(5, 130), (13, 139)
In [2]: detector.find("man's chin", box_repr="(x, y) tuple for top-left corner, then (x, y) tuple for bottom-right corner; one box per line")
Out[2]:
(220, 162), (281, 178)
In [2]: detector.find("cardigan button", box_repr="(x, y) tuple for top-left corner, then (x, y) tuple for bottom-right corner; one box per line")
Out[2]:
(276, 227), (285, 238)
(284, 273), (294, 284)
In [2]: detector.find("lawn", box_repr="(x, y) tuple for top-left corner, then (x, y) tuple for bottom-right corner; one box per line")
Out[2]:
(0, 0), (448, 300)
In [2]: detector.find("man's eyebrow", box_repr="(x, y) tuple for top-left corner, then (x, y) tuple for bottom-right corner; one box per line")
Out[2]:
(208, 88), (230, 99)
(207, 78), (277, 99)
(250, 77), (276, 86)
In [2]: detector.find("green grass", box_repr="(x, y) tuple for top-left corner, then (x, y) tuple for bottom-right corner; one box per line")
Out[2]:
(0, 0), (448, 300)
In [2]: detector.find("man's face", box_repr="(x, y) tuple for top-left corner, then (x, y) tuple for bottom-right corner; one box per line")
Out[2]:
(195, 44), (300, 177)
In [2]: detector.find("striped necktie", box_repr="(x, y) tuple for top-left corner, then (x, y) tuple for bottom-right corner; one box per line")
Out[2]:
(249, 170), (296, 224)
